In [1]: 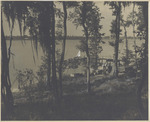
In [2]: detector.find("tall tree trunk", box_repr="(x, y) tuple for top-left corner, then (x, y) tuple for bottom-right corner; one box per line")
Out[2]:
(132, 2), (138, 72)
(142, 2), (148, 62)
(47, 47), (51, 87)
(125, 28), (129, 68)
(82, 2), (91, 93)
(51, 1), (59, 107)
(114, 2), (121, 78)
(1, 16), (14, 119)
(121, 20), (129, 69)
(47, 15), (52, 88)
(86, 55), (90, 93)
(84, 29), (90, 93)
(59, 2), (67, 98)
(7, 24), (14, 88)
(137, 2), (148, 119)
(47, 4), (52, 89)
(39, 4), (52, 88)
(94, 38), (98, 70)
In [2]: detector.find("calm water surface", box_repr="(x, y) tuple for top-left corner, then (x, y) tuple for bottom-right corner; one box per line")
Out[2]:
(6, 38), (144, 92)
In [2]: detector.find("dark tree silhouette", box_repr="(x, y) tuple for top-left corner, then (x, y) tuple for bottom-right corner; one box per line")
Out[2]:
(51, 2), (59, 109)
(136, 2), (148, 119)
(1, 16), (14, 119)
(72, 1), (103, 93)
(58, 2), (67, 98)
(105, 2), (130, 77)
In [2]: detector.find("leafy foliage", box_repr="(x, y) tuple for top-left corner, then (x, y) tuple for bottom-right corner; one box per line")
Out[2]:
(71, 2), (104, 70)
(16, 69), (35, 90)
(121, 50), (135, 66)
(110, 20), (122, 38)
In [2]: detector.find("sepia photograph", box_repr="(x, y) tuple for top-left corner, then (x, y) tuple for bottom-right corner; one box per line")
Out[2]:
(1, 1), (148, 120)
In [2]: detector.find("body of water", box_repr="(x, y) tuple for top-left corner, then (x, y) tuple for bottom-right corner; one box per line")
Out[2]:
(6, 38), (144, 92)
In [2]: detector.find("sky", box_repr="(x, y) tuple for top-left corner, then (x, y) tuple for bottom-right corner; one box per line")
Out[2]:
(2, 1), (139, 37)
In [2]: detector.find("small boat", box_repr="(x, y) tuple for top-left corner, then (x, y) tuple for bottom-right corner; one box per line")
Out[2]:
(77, 50), (81, 57)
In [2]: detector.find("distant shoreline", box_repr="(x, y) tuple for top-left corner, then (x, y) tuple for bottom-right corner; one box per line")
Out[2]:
(5, 36), (140, 41)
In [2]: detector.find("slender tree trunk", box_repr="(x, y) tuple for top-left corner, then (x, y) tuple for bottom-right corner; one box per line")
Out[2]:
(2, 18), (8, 113)
(114, 2), (121, 78)
(82, 2), (91, 93)
(47, 5), (52, 88)
(132, 2), (138, 72)
(7, 21), (14, 105)
(1, 16), (14, 119)
(94, 38), (98, 70)
(59, 2), (67, 98)
(7, 24), (14, 89)
(85, 34), (90, 93)
(121, 20), (129, 68)
(82, 23), (90, 93)
(86, 55), (90, 93)
(51, 2), (59, 108)
(125, 28), (129, 68)
(47, 47), (51, 87)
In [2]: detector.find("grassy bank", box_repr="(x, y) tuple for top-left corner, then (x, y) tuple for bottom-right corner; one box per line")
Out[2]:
(2, 75), (148, 120)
